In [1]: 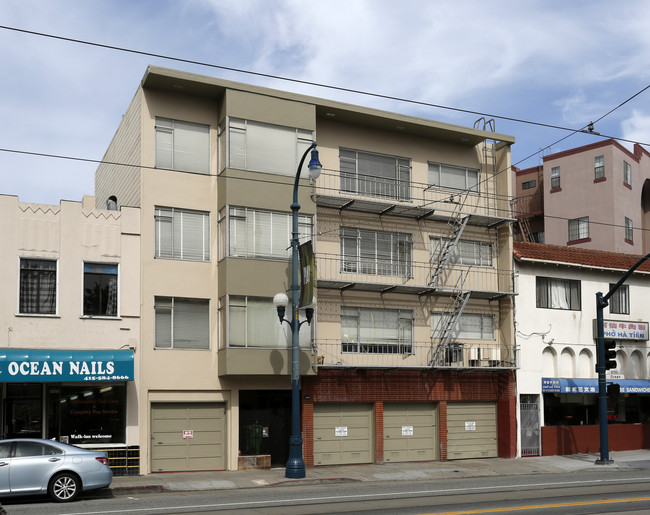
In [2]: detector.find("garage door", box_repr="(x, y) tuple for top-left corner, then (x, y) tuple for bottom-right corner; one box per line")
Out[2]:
(313, 403), (373, 465)
(151, 403), (226, 472)
(384, 402), (438, 462)
(447, 402), (497, 460)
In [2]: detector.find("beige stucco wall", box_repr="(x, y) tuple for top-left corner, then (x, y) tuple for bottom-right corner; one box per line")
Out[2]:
(0, 195), (141, 445)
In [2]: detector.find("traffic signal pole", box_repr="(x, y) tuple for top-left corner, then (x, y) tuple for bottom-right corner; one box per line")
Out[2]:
(595, 292), (612, 464)
(595, 252), (650, 465)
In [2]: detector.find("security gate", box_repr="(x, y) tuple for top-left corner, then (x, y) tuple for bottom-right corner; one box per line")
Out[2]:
(520, 394), (541, 457)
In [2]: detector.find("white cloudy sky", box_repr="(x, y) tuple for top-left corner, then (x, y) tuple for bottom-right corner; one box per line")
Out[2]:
(2, 0), (650, 205)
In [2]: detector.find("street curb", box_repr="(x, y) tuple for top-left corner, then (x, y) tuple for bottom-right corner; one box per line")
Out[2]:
(111, 485), (165, 495)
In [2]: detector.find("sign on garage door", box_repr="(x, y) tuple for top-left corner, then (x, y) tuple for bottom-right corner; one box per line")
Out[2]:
(447, 402), (497, 460)
(313, 403), (373, 466)
(384, 402), (438, 462)
(151, 402), (226, 472)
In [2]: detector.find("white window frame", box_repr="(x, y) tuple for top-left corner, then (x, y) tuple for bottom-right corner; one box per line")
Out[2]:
(340, 148), (411, 201)
(551, 166), (560, 189)
(430, 237), (493, 267)
(624, 161), (632, 186)
(225, 295), (310, 349)
(536, 276), (581, 310)
(227, 117), (313, 176)
(625, 217), (633, 242)
(342, 307), (413, 354)
(428, 162), (479, 192)
(522, 180), (536, 190)
(18, 258), (58, 315)
(154, 296), (210, 350)
(83, 262), (119, 317)
(430, 312), (495, 340)
(609, 284), (629, 315)
(221, 206), (312, 260)
(594, 155), (605, 179)
(155, 117), (210, 174)
(568, 216), (589, 241)
(154, 207), (210, 262)
(340, 227), (412, 277)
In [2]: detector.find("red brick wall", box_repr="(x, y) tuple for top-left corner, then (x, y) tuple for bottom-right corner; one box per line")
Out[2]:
(542, 424), (650, 455)
(301, 369), (516, 465)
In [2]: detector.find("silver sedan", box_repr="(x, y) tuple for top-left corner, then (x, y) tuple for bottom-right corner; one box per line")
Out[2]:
(0, 438), (112, 502)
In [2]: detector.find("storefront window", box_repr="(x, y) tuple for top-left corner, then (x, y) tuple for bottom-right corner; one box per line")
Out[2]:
(46, 383), (126, 444)
(543, 393), (650, 426)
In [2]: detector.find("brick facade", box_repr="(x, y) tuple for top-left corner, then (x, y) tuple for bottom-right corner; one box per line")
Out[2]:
(301, 368), (516, 466)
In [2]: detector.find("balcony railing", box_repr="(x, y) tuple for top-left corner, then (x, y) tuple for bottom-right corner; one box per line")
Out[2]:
(314, 170), (513, 224)
(313, 339), (517, 370)
(316, 254), (516, 297)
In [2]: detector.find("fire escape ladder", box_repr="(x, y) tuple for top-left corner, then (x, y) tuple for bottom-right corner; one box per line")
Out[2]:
(474, 117), (498, 217)
(429, 210), (469, 288)
(429, 289), (471, 366)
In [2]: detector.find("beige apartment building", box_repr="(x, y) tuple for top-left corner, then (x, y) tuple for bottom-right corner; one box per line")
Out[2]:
(93, 66), (518, 473)
(514, 139), (650, 254)
(0, 195), (141, 475)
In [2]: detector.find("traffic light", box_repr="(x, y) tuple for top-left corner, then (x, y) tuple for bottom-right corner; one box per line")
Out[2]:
(607, 383), (621, 397)
(604, 340), (617, 370)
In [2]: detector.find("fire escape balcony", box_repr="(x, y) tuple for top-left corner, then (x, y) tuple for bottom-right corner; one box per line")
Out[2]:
(313, 339), (518, 370)
(313, 170), (514, 227)
(316, 254), (516, 298)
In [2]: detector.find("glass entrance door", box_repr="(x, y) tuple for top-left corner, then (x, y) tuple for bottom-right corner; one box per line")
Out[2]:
(5, 384), (43, 438)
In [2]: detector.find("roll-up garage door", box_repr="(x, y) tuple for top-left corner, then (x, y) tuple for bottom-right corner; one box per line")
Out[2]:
(313, 403), (373, 465)
(447, 402), (497, 459)
(151, 402), (226, 472)
(384, 402), (438, 462)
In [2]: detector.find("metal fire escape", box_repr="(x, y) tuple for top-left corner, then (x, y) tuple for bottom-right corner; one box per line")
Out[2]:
(429, 117), (499, 367)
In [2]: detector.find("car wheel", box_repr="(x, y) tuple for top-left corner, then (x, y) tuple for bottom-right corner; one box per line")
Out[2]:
(48, 472), (80, 502)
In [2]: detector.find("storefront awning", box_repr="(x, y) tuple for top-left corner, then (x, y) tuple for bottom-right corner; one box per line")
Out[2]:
(542, 377), (650, 394)
(0, 349), (134, 382)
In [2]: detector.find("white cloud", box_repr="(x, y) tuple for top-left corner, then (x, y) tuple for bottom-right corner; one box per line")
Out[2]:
(621, 110), (650, 149)
(4, 0), (650, 203)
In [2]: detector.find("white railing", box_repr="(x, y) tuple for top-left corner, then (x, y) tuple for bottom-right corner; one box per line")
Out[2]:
(313, 339), (517, 369)
(316, 254), (516, 295)
(315, 170), (513, 220)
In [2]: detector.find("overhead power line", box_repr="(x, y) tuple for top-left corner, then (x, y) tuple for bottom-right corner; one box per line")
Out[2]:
(2, 146), (649, 236)
(2, 23), (647, 141)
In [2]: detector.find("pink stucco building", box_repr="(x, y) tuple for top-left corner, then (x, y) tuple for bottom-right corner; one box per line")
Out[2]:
(514, 139), (650, 254)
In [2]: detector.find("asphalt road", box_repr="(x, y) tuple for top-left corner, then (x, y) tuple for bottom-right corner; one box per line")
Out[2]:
(3, 469), (650, 514)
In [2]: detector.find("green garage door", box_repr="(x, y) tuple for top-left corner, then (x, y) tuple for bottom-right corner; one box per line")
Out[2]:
(447, 402), (497, 460)
(151, 402), (226, 472)
(384, 402), (438, 462)
(313, 403), (373, 466)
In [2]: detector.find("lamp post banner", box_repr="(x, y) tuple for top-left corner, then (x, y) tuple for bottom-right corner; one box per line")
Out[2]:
(298, 241), (315, 308)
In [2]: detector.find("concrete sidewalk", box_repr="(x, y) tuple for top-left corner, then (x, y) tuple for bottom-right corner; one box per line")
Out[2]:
(110, 449), (650, 495)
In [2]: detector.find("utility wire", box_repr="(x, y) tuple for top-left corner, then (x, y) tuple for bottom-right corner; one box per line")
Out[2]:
(1, 23), (643, 139)
(2, 146), (649, 235)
